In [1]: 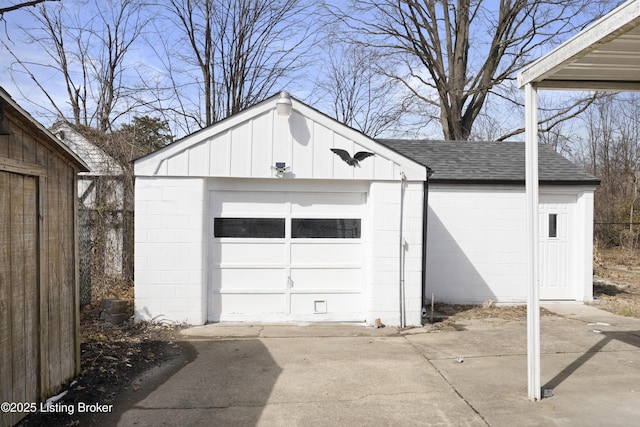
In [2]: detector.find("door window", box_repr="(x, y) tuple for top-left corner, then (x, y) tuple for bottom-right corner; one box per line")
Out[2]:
(548, 214), (558, 238)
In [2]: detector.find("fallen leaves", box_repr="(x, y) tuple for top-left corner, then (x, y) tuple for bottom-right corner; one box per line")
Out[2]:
(18, 305), (185, 426)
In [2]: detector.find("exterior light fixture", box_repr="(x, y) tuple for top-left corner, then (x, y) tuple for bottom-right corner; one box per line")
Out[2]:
(275, 91), (292, 116)
(271, 162), (290, 178)
(0, 103), (11, 136)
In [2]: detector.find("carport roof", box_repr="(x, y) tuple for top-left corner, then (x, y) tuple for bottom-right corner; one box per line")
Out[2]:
(377, 139), (600, 185)
(518, 0), (640, 90)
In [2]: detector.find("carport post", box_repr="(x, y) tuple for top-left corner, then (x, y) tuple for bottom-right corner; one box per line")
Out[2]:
(525, 83), (541, 401)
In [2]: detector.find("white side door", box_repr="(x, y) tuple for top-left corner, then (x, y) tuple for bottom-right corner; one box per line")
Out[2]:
(539, 194), (575, 300)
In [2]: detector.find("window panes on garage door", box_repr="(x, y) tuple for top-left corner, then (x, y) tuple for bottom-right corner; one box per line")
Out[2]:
(213, 218), (285, 238)
(291, 218), (361, 238)
(213, 217), (361, 239)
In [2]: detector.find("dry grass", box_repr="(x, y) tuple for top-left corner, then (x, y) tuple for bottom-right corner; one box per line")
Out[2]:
(427, 302), (554, 322)
(592, 246), (640, 318)
(420, 302), (557, 333)
(430, 303), (528, 321)
(89, 275), (134, 308)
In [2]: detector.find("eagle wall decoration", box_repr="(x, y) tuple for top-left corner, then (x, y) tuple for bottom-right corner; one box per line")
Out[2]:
(330, 149), (375, 166)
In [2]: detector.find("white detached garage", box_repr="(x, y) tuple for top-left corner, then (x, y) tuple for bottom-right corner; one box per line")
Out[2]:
(134, 92), (598, 327)
(134, 93), (427, 326)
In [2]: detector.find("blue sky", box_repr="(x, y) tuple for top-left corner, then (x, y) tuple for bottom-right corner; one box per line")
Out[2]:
(0, 0), (621, 141)
(0, 0), (325, 136)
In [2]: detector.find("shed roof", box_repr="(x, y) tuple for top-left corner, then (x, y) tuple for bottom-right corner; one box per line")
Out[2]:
(0, 87), (88, 171)
(377, 139), (599, 186)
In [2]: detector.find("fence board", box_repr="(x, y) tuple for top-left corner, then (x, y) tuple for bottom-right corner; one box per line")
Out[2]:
(24, 176), (39, 406)
(73, 174), (81, 374)
(36, 145), (50, 398)
(60, 165), (75, 378)
(46, 154), (62, 394)
(0, 171), (13, 426)
(10, 173), (27, 424)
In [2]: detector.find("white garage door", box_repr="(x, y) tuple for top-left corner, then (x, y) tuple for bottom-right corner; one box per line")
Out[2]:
(208, 189), (365, 322)
(539, 194), (576, 300)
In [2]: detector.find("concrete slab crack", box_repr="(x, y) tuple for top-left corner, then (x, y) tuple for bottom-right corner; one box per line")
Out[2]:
(403, 336), (491, 426)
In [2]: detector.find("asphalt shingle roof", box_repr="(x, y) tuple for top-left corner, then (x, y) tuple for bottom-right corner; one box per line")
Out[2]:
(377, 139), (600, 185)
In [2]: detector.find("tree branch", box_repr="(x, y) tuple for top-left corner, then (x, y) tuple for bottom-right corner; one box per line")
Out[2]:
(0, 0), (58, 16)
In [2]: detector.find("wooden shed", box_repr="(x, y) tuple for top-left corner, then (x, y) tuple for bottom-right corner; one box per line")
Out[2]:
(0, 87), (88, 427)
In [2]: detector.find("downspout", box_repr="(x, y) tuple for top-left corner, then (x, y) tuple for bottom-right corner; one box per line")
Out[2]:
(399, 171), (406, 328)
(421, 169), (433, 325)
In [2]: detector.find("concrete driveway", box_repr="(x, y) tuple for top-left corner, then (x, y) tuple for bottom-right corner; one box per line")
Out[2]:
(108, 304), (640, 426)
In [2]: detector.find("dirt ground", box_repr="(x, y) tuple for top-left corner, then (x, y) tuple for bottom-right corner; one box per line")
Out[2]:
(593, 246), (640, 318)
(16, 247), (640, 426)
(17, 300), (186, 427)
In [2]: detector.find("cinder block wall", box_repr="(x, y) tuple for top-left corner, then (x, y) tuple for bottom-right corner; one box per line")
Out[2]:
(368, 181), (424, 326)
(134, 177), (206, 324)
(426, 185), (528, 304)
(426, 185), (596, 304)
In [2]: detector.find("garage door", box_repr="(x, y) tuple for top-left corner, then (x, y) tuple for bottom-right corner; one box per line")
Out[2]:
(208, 189), (365, 322)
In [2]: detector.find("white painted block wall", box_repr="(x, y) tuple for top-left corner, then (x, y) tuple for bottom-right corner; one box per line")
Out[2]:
(426, 185), (528, 304)
(135, 177), (425, 327)
(134, 177), (207, 324)
(368, 181), (424, 326)
(426, 185), (595, 304)
(134, 176), (593, 324)
(576, 190), (595, 301)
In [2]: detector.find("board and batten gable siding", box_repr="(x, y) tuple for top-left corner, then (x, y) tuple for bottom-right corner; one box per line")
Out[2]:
(426, 184), (595, 304)
(1, 90), (86, 427)
(134, 96), (425, 182)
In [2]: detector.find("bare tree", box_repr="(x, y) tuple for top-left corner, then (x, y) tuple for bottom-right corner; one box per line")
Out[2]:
(315, 44), (423, 138)
(3, 0), (150, 131)
(328, 0), (616, 141)
(580, 94), (640, 248)
(163, 0), (314, 129)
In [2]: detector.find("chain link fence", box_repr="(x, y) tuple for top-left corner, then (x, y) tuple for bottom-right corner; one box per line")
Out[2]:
(594, 222), (640, 250)
(79, 207), (92, 307)
(78, 204), (132, 308)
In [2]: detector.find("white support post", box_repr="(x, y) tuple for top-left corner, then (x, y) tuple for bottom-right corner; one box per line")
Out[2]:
(525, 83), (541, 401)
